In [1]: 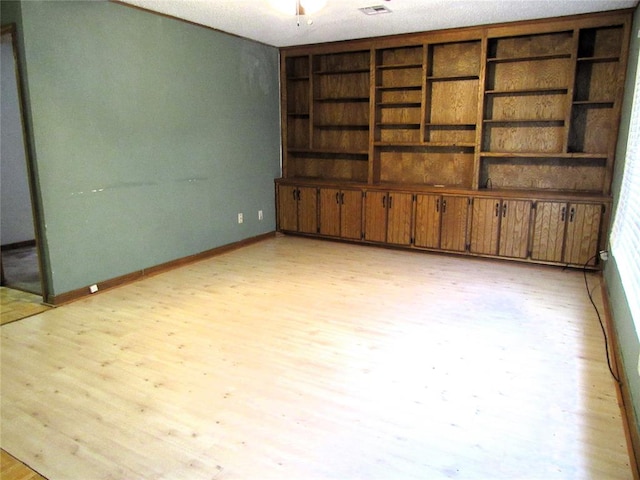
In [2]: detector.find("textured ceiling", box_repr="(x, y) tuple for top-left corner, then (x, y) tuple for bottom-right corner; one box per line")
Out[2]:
(117, 0), (638, 47)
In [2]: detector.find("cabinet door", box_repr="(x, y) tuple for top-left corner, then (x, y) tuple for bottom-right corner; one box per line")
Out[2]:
(564, 203), (602, 266)
(440, 196), (469, 252)
(387, 193), (413, 245)
(297, 187), (318, 234)
(531, 201), (566, 263)
(319, 188), (341, 237)
(340, 189), (363, 240)
(278, 185), (298, 231)
(470, 198), (501, 255)
(499, 200), (532, 259)
(364, 191), (388, 243)
(415, 194), (441, 249)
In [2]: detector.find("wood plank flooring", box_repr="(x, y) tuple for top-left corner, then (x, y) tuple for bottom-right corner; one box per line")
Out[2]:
(1, 287), (50, 326)
(1, 450), (47, 480)
(0, 236), (633, 479)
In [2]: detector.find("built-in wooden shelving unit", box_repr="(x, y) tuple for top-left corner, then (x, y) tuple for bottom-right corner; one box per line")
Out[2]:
(277, 10), (632, 268)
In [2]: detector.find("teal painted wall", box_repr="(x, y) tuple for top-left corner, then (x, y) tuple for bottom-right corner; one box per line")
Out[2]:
(604, 5), (640, 439)
(6, 1), (281, 296)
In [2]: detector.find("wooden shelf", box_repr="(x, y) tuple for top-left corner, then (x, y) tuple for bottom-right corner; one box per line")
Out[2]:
(426, 123), (476, 128)
(314, 124), (369, 130)
(572, 100), (615, 106)
(287, 76), (310, 81)
(479, 152), (607, 159)
(577, 55), (620, 63)
(377, 63), (422, 70)
(487, 53), (572, 63)
(376, 85), (422, 91)
(377, 123), (420, 128)
(377, 102), (422, 108)
(485, 87), (569, 95)
(288, 148), (369, 158)
(427, 74), (479, 81)
(314, 68), (370, 75)
(287, 112), (310, 118)
(314, 97), (369, 103)
(376, 142), (475, 148)
(483, 119), (565, 124)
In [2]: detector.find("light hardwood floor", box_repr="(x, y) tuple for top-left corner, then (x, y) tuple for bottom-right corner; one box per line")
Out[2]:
(0, 236), (633, 479)
(0, 287), (50, 326)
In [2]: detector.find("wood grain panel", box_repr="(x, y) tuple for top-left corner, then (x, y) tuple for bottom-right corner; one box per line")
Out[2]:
(440, 195), (469, 252)
(488, 58), (571, 91)
(340, 189), (363, 240)
(470, 198), (501, 255)
(564, 202), (602, 266)
(489, 31), (574, 58)
(430, 41), (481, 77)
(319, 188), (341, 237)
(499, 200), (533, 259)
(386, 193), (413, 245)
(278, 185), (298, 231)
(486, 93), (567, 121)
(364, 191), (388, 243)
(482, 123), (565, 153)
(414, 194), (441, 249)
(569, 105), (613, 154)
(297, 187), (318, 234)
(379, 149), (474, 187)
(531, 201), (566, 263)
(429, 79), (479, 124)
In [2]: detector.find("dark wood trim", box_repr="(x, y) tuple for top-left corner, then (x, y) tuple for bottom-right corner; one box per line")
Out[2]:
(600, 280), (640, 480)
(1, 239), (36, 251)
(47, 232), (276, 306)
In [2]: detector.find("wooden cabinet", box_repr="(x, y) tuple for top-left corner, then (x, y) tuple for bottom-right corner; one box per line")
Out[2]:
(531, 201), (602, 266)
(364, 191), (413, 245)
(277, 185), (318, 234)
(277, 11), (628, 269)
(415, 194), (470, 252)
(470, 198), (532, 258)
(440, 196), (469, 252)
(414, 194), (441, 249)
(319, 188), (363, 240)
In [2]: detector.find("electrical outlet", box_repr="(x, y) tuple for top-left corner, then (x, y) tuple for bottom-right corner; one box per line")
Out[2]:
(89, 284), (98, 294)
(599, 250), (609, 261)
(258, 210), (263, 221)
(238, 213), (243, 224)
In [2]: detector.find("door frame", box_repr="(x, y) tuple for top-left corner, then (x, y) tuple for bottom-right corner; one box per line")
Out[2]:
(1, 23), (50, 302)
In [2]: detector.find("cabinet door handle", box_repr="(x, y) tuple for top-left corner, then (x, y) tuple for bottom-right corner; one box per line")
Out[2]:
(502, 203), (507, 218)
(336, 192), (340, 204)
(569, 207), (575, 222)
(382, 195), (386, 208)
(292, 189), (297, 201)
(561, 206), (566, 222)
(341, 193), (345, 204)
(495, 202), (500, 217)
(442, 199), (447, 214)
(436, 198), (440, 213)
(389, 195), (393, 209)
(297, 189), (301, 201)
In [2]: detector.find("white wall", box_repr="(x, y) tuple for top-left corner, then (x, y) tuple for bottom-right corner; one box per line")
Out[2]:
(1, 33), (35, 246)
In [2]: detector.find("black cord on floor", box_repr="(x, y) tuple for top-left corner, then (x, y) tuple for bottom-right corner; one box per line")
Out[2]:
(582, 255), (621, 384)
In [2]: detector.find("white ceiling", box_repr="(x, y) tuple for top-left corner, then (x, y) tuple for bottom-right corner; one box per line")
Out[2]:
(117, 0), (638, 48)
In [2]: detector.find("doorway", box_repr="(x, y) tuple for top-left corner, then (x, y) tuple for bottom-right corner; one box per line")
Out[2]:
(1, 26), (44, 299)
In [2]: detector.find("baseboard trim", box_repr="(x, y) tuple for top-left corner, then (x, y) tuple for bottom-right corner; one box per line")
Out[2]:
(47, 232), (275, 306)
(600, 280), (640, 480)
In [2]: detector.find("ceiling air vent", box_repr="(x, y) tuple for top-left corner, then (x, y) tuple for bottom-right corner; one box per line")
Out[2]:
(359, 5), (392, 15)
